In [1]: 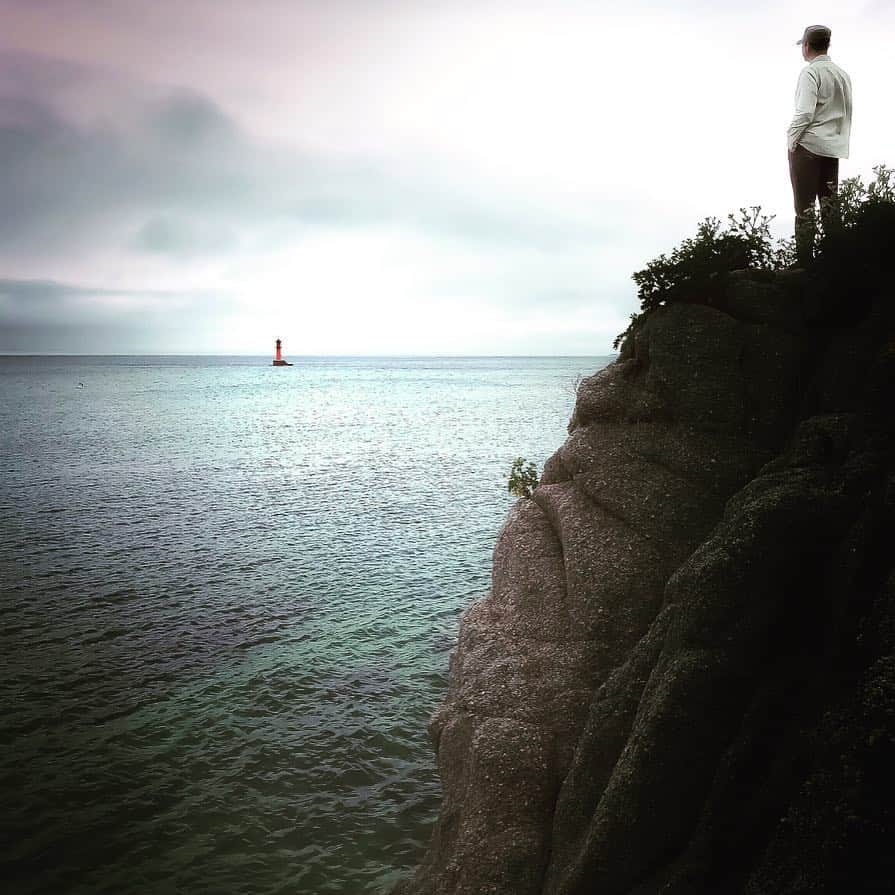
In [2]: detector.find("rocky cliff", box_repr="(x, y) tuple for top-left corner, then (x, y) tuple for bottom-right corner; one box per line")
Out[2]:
(394, 256), (895, 895)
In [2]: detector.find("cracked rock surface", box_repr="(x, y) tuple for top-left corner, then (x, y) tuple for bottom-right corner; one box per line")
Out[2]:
(393, 269), (895, 895)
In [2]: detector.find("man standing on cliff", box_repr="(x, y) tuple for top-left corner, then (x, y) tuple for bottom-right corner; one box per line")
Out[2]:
(787, 25), (853, 264)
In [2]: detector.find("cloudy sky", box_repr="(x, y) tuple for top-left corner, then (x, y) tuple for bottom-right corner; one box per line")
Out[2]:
(1, 0), (891, 355)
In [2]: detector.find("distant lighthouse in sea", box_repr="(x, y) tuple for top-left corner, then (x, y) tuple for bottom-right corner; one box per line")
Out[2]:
(272, 338), (293, 366)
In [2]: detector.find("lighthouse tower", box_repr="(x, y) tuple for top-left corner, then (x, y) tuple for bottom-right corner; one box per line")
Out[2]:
(272, 338), (293, 366)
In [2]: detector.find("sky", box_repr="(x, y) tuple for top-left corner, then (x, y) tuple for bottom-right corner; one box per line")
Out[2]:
(0, 0), (891, 355)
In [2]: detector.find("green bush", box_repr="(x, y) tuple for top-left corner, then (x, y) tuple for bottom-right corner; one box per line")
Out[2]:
(804, 164), (895, 281)
(811, 163), (895, 237)
(613, 164), (895, 350)
(508, 457), (539, 499)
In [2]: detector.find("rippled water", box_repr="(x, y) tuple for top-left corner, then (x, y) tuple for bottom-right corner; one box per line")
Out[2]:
(1, 354), (609, 894)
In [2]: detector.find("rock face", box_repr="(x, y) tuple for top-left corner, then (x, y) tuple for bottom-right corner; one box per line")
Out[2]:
(395, 267), (895, 895)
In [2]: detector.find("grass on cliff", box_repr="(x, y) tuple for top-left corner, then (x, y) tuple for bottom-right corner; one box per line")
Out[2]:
(614, 164), (895, 350)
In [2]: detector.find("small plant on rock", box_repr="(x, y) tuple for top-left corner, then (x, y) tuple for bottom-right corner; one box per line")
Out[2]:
(508, 458), (539, 499)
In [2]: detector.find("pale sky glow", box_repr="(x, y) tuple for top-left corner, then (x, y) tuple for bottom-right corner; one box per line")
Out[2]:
(1, 0), (892, 354)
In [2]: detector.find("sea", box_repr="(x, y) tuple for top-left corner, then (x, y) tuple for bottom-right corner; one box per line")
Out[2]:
(0, 354), (611, 895)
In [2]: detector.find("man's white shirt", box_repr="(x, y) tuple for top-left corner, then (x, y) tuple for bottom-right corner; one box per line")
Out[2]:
(787, 54), (853, 158)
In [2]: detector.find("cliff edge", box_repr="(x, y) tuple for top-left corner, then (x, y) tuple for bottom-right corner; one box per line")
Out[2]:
(395, 214), (895, 894)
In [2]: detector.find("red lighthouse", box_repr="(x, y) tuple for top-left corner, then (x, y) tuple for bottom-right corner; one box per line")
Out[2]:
(272, 338), (293, 366)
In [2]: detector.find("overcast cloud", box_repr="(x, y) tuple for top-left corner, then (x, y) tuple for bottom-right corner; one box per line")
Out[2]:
(0, 0), (890, 354)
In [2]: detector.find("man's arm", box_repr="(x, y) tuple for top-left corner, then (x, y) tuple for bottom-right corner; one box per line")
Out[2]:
(787, 68), (818, 152)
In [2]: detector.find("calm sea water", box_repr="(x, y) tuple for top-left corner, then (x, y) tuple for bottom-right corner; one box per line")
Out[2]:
(1, 354), (610, 895)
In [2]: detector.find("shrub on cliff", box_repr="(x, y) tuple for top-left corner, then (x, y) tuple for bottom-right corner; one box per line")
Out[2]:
(614, 164), (895, 350)
(508, 457), (539, 499)
(633, 207), (787, 309)
(808, 164), (895, 301)
(613, 207), (787, 349)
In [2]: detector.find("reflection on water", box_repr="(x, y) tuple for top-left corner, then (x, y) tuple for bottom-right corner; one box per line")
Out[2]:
(0, 355), (609, 894)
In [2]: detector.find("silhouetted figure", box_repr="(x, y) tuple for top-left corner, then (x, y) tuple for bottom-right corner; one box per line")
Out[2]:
(787, 25), (852, 265)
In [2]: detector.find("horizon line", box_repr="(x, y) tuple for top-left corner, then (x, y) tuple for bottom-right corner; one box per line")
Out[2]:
(0, 351), (617, 359)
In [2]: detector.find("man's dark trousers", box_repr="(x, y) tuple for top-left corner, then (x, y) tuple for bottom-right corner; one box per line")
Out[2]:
(789, 143), (839, 263)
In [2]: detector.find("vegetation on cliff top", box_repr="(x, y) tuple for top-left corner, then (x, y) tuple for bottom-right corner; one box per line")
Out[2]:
(614, 164), (895, 349)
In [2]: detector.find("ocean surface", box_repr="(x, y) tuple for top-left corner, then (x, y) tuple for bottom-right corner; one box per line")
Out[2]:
(1, 354), (610, 895)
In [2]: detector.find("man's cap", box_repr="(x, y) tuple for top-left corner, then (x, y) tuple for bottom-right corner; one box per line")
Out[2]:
(796, 25), (831, 46)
